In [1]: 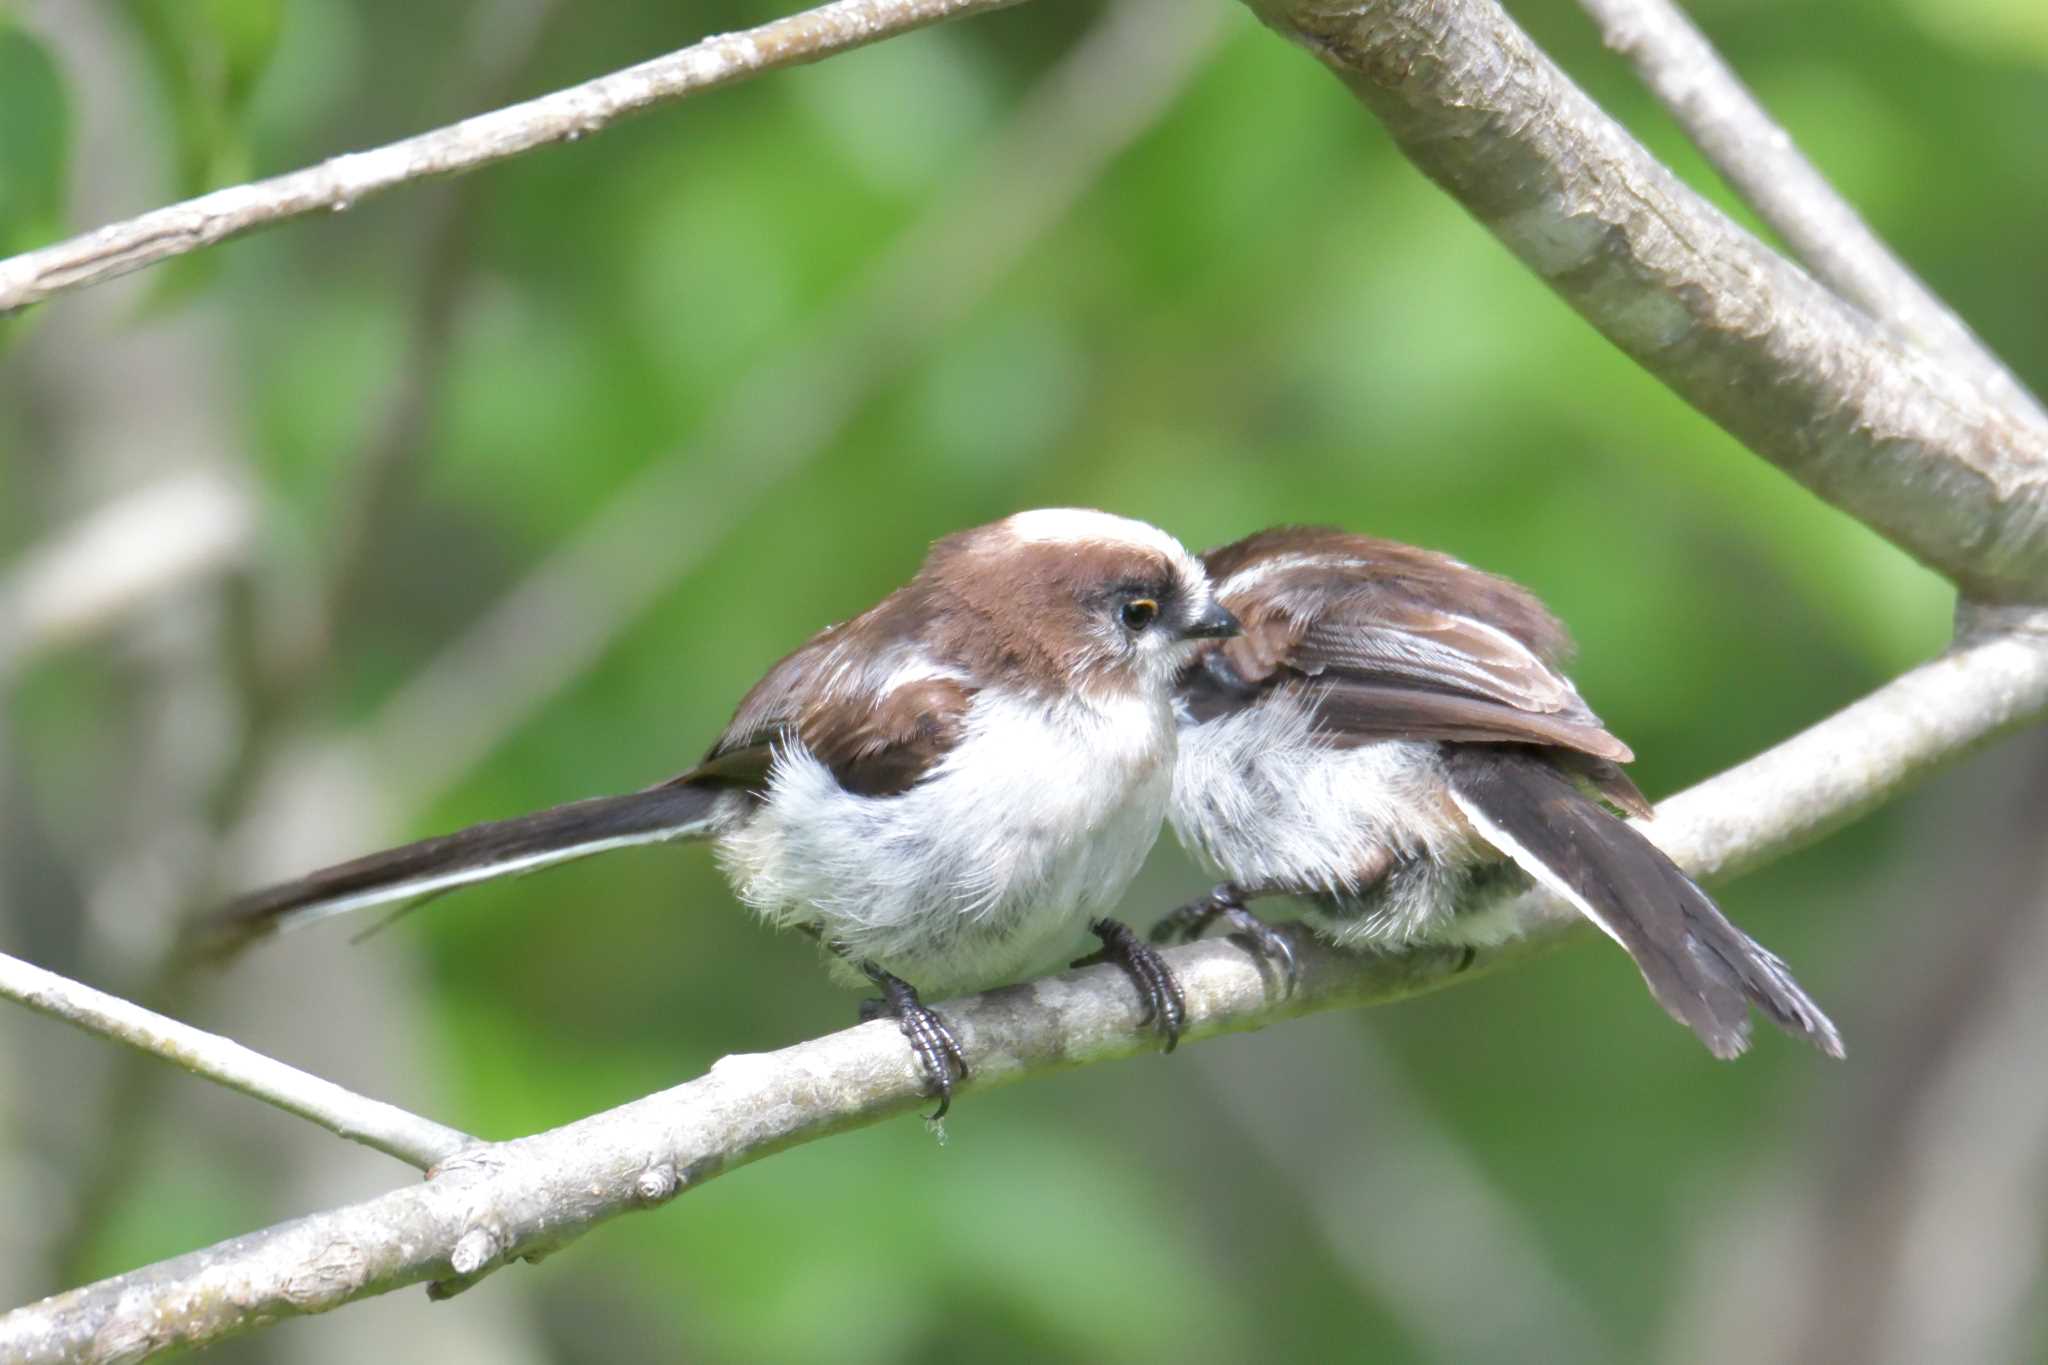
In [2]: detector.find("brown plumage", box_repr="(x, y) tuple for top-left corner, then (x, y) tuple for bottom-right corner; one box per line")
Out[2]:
(195, 508), (1236, 1110)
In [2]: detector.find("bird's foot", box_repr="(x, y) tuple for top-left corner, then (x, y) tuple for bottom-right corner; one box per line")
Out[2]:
(1151, 885), (1298, 997)
(859, 963), (968, 1120)
(1074, 917), (1187, 1051)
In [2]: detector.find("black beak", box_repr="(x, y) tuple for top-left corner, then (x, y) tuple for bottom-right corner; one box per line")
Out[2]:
(1179, 600), (1241, 641)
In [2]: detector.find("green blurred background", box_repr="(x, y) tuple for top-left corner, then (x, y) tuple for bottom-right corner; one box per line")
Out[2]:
(3, 0), (2045, 1359)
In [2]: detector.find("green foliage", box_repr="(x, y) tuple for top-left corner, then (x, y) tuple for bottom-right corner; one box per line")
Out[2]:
(0, 24), (66, 254)
(0, 21), (68, 350)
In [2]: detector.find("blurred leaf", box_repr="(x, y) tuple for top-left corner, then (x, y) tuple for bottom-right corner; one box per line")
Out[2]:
(0, 23), (68, 255)
(0, 21), (69, 350)
(118, 0), (284, 306)
(1901, 0), (2048, 67)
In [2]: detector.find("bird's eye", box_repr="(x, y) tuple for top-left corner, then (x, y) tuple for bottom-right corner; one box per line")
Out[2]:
(1121, 598), (1159, 631)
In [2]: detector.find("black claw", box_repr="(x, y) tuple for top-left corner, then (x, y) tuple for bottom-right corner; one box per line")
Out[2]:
(1152, 885), (1298, 997)
(861, 962), (967, 1120)
(1074, 917), (1187, 1051)
(1150, 900), (1215, 946)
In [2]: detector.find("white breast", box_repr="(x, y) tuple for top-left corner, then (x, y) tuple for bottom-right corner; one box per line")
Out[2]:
(716, 687), (1176, 995)
(1170, 690), (1473, 907)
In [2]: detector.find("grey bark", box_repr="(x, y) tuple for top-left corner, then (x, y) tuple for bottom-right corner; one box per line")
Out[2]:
(1244, 0), (2048, 604)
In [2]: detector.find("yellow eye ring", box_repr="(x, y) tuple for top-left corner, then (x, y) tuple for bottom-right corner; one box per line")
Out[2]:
(1121, 598), (1159, 631)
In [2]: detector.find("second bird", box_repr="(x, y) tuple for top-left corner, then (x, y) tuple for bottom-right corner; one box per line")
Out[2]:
(1160, 525), (1842, 1060)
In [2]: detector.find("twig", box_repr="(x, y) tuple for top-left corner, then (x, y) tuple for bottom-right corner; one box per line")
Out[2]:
(0, 0), (1027, 316)
(1242, 0), (2048, 603)
(0, 952), (473, 1170)
(352, 0), (1226, 810)
(1575, 0), (2048, 432)
(7, 615), (2046, 1363)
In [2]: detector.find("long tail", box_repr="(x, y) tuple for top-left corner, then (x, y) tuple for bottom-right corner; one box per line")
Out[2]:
(1444, 749), (1843, 1060)
(193, 781), (728, 959)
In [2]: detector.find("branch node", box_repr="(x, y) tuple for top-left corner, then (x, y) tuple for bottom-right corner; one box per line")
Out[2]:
(634, 1163), (682, 1205)
(448, 1226), (502, 1278)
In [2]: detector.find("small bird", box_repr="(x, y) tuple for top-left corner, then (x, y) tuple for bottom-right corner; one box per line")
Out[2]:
(202, 509), (1239, 1113)
(1157, 525), (1842, 1060)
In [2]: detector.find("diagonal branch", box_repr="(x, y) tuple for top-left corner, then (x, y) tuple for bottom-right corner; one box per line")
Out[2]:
(1243, 0), (2048, 603)
(6, 613), (2046, 1363)
(0, 0), (1027, 316)
(1576, 0), (2048, 431)
(0, 952), (473, 1170)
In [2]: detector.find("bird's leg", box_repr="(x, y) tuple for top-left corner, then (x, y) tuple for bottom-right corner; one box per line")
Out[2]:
(1072, 918), (1187, 1051)
(857, 961), (968, 1120)
(1150, 883), (1299, 996)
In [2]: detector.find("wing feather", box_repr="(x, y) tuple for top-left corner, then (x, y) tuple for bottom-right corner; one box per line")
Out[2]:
(1189, 527), (1631, 766)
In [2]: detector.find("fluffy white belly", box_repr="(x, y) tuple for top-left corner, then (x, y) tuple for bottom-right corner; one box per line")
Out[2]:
(1170, 693), (1457, 888)
(717, 689), (1174, 995)
(1170, 691), (1483, 942)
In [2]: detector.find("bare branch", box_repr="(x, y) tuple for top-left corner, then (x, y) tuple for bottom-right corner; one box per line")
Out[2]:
(0, 952), (473, 1171)
(1576, 0), (2048, 430)
(0, 0), (1027, 316)
(7, 615), (2046, 1363)
(1243, 0), (2048, 603)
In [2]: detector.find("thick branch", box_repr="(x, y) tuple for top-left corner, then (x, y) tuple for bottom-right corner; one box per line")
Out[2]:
(0, 0), (1023, 316)
(1576, 0), (2048, 430)
(1244, 0), (2048, 602)
(7, 616), (2046, 1363)
(0, 952), (473, 1170)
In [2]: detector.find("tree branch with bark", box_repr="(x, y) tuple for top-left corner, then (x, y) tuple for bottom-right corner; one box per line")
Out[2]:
(4, 611), (2045, 1362)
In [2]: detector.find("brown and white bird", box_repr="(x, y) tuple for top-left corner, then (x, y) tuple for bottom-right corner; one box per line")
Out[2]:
(1157, 525), (1842, 1061)
(202, 509), (1239, 1112)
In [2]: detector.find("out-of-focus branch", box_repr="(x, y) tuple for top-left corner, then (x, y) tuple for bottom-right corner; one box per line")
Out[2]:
(1576, 0), (2048, 431)
(0, 470), (253, 677)
(1195, 1032), (1619, 1362)
(313, 0), (562, 663)
(8, 617), (2046, 1364)
(350, 0), (1226, 810)
(0, 952), (472, 1169)
(1871, 837), (2048, 1360)
(1242, 0), (2048, 604)
(0, 0), (1027, 316)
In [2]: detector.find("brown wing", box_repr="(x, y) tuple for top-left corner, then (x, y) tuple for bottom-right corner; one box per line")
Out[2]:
(1191, 526), (1634, 765)
(688, 585), (977, 799)
(689, 675), (976, 799)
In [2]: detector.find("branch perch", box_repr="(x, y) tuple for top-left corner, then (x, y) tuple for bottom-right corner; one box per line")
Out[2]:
(0, 953), (472, 1170)
(7, 614), (2046, 1363)
(1244, 0), (2048, 603)
(0, 0), (1024, 316)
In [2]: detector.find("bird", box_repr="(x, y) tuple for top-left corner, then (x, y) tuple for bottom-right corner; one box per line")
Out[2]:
(199, 509), (1240, 1114)
(1154, 525), (1842, 1061)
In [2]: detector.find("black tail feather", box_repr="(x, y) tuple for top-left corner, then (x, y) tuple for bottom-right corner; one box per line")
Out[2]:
(192, 781), (726, 961)
(1445, 749), (1843, 1060)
